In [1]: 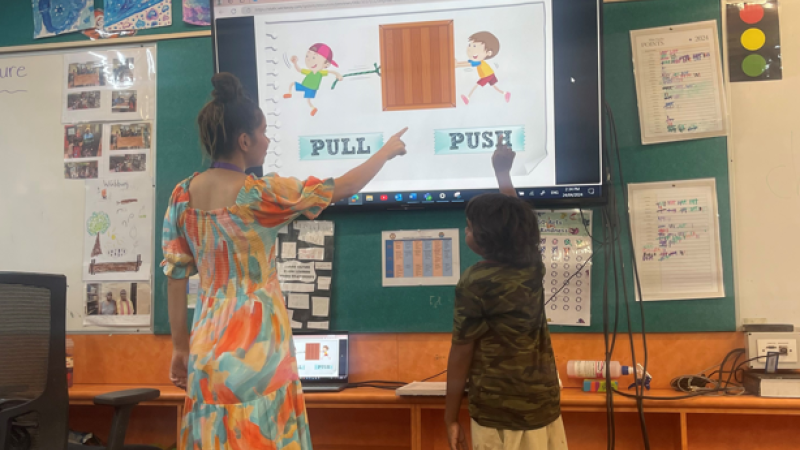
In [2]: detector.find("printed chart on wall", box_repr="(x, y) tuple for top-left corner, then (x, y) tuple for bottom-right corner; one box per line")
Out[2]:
(628, 179), (724, 301)
(630, 21), (727, 145)
(253, 0), (554, 193)
(83, 176), (153, 282)
(538, 210), (593, 326)
(277, 221), (335, 330)
(382, 229), (460, 287)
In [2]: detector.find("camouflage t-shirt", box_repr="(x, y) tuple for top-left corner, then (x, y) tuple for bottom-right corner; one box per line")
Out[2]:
(452, 261), (560, 430)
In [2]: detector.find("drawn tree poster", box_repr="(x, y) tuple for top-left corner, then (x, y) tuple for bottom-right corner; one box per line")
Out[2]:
(83, 176), (153, 281)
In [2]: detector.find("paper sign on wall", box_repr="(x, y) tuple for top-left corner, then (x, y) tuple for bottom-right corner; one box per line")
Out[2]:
(630, 21), (727, 144)
(628, 179), (724, 301)
(277, 221), (335, 330)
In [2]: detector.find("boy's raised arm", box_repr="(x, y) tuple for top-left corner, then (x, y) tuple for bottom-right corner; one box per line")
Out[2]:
(290, 55), (302, 73)
(492, 144), (517, 197)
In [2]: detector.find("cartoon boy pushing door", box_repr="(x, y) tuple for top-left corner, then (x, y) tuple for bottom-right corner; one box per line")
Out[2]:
(455, 31), (511, 105)
(285, 43), (344, 116)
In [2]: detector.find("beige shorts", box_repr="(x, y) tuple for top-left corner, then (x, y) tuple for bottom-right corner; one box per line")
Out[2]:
(471, 416), (568, 450)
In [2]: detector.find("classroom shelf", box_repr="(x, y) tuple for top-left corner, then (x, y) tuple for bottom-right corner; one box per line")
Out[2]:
(69, 385), (800, 449)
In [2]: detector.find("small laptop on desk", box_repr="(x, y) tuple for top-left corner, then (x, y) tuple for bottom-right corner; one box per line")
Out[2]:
(292, 331), (349, 392)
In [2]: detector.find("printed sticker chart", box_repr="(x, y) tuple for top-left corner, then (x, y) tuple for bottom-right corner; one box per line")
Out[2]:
(538, 210), (593, 326)
(629, 179), (724, 301)
(630, 20), (727, 145)
(277, 221), (335, 330)
(382, 229), (460, 287)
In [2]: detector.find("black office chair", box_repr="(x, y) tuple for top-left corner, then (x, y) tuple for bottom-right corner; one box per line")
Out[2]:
(0, 273), (162, 450)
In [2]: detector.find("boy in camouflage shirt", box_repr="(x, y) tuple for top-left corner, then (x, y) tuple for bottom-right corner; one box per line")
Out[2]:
(445, 145), (567, 450)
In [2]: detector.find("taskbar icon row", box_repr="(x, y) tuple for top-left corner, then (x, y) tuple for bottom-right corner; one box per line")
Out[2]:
(329, 186), (601, 207)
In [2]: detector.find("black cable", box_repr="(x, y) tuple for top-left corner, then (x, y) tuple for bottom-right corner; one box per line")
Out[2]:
(348, 368), (451, 391)
(421, 369), (447, 382)
(601, 207), (615, 450)
(350, 380), (406, 385)
(545, 254), (595, 305)
(723, 351), (745, 388)
(604, 101), (650, 450)
(346, 383), (401, 390)
(733, 355), (769, 383)
(612, 386), (743, 400)
(579, 206), (604, 246)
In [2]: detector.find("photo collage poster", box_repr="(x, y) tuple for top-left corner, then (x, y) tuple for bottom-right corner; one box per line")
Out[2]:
(62, 45), (157, 329)
(63, 47), (155, 181)
(276, 221), (335, 330)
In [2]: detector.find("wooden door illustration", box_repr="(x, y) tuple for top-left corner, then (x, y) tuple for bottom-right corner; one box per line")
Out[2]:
(306, 342), (321, 361)
(379, 20), (456, 111)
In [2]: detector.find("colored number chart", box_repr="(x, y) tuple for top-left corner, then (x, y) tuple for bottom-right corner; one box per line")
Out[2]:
(382, 229), (460, 287)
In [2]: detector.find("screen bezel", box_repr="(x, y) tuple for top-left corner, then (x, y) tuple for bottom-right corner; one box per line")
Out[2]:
(211, 0), (606, 210)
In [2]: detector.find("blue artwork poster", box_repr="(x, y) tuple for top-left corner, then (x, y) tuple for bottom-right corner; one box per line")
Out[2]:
(103, 0), (172, 31)
(32, 0), (94, 39)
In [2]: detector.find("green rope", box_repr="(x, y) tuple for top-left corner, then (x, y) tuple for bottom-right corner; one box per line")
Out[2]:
(331, 63), (381, 90)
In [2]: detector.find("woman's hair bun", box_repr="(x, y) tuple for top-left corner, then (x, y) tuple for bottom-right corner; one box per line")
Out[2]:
(211, 72), (244, 103)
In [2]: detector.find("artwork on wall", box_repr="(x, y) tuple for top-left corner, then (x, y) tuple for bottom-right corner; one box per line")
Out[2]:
(32, 0), (95, 39)
(183, 0), (210, 26)
(83, 176), (153, 281)
(103, 0), (172, 31)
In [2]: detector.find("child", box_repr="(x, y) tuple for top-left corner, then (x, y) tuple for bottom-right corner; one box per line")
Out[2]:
(284, 43), (344, 116)
(100, 292), (118, 315)
(455, 31), (511, 105)
(445, 145), (566, 450)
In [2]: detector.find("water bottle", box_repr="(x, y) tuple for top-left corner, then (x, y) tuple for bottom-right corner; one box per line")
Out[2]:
(566, 360), (634, 379)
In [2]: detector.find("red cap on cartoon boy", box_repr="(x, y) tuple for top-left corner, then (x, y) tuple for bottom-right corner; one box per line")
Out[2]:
(310, 43), (338, 68)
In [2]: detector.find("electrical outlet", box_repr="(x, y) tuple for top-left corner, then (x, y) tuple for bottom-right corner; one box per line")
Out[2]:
(746, 332), (800, 369)
(757, 338), (798, 363)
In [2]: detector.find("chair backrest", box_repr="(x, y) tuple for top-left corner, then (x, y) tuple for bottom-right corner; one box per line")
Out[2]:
(0, 273), (68, 450)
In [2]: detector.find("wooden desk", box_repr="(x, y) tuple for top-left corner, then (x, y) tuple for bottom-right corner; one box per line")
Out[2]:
(69, 385), (800, 450)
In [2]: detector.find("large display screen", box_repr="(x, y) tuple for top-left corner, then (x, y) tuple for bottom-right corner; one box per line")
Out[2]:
(213, 0), (603, 208)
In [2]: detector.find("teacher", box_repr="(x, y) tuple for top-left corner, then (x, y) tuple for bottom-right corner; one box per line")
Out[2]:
(162, 73), (408, 449)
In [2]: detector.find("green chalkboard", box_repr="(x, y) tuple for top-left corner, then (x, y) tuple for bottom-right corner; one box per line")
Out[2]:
(153, 37), (210, 334)
(0, 0), (736, 334)
(136, 0), (739, 334)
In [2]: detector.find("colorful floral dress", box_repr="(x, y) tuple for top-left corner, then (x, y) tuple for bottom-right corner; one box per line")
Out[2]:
(162, 173), (334, 450)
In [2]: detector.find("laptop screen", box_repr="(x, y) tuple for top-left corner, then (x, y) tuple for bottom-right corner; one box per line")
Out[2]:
(293, 333), (349, 382)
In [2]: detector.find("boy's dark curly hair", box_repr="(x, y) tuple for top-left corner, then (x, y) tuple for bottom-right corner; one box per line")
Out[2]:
(466, 193), (540, 267)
